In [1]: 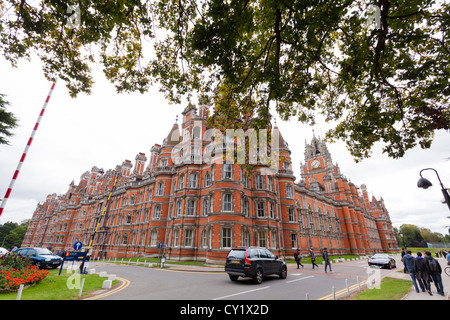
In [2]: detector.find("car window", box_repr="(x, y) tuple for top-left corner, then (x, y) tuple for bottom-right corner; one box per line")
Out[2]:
(35, 248), (53, 255)
(248, 249), (259, 258)
(16, 248), (27, 255)
(265, 249), (275, 259)
(227, 249), (246, 259)
(27, 249), (36, 256)
(258, 249), (268, 258)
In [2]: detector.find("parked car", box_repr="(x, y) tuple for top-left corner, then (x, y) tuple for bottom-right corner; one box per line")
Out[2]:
(16, 247), (62, 269)
(368, 254), (396, 269)
(0, 247), (9, 256)
(225, 246), (287, 284)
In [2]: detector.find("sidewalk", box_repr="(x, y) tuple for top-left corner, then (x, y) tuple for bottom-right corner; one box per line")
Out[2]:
(399, 256), (450, 300)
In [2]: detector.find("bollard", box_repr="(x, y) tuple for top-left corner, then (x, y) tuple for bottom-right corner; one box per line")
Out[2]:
(345, 279), (350, 296)
(357, 276), (361, 291)
(78, 278), (85, 297)
(306, 293), (309, 300)
(332, 286), (336, 300)
(16, 284), (24, 300)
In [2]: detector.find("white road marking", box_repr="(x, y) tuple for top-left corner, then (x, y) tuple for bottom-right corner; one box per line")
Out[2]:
(213, 286), (271, 300)
(286, 275), (314, 283)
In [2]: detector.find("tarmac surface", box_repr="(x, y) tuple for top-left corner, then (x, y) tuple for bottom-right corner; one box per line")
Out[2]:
(86, 253), (450, 300)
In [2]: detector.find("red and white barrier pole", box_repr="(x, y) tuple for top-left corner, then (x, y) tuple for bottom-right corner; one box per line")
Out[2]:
(0, 82), (56, 218)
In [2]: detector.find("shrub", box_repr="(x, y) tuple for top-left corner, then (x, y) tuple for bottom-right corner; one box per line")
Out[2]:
(0, 252), (31, 271)
(0, 253), (48, 292)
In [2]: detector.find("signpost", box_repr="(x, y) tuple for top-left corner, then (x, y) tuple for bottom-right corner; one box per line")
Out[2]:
(59, 251), (87, 275)
(158, 242), (164, 268)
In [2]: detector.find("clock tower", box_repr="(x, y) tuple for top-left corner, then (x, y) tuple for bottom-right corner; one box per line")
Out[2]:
(301, 135), (341, 193)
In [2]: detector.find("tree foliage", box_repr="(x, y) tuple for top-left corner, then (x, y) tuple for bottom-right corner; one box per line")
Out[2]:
(0, 0), (448, 159)
(0, 220), (28, 249)
(0, 93), (18, 145)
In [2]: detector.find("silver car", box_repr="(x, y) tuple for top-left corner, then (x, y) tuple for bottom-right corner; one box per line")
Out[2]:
(368, 254), (396, 269)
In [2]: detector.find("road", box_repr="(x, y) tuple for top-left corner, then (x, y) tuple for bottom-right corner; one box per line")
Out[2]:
(84, 255), (402, 301)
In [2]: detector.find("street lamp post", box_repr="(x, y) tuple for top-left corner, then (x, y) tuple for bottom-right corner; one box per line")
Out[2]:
(417, 168), (450, 211)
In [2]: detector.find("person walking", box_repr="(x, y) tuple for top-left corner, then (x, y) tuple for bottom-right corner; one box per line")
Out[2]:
(322, 248), (332, 273)
(309, 248), (319, 269)
(414, 251), (432, 295)
(424, 251), (444, 296)
(401, 248), (407, 273)
(294, 249), (304, 269)
(402, 250), (420, 293)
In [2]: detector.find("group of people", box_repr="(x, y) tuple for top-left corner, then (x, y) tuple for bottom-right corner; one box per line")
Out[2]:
(401, 248), (446, 296)
(294, 248), (333, 273)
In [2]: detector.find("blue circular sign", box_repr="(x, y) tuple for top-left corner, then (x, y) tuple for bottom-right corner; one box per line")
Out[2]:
(73, 241), (83, 251)
(158, 242), (163, 249)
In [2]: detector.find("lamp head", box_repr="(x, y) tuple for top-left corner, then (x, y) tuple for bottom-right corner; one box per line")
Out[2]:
(417, 177), (433, 189)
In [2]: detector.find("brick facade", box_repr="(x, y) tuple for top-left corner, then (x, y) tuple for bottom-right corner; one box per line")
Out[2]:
(22, 104), (398, 263)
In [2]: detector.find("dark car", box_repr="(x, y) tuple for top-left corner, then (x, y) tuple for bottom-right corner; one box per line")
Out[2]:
(225, 246), (287, 284)
(16, 247), (62, 269)
(368, 254), (396, 269)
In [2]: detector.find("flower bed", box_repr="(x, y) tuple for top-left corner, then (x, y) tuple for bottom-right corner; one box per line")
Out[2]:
(0, 265), (49, 291)
(0, 252), (49, 292)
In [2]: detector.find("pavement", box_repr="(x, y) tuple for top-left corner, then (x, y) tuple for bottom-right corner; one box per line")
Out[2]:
(88, 253), (450, 300)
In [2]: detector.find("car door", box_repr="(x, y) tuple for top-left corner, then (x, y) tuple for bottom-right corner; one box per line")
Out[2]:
(257, 249), (271, 274)
(264, 249), (278, 274)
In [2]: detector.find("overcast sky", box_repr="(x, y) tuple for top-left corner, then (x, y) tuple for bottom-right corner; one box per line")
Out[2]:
(0, 57), (449, 236)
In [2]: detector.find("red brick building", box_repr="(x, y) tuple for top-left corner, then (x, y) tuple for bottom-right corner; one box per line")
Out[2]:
(22, 104), (398, 263)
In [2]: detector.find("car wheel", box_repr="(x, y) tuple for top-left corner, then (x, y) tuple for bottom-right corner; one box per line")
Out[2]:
(253, 268), (263, 284)
(279, 265), (287, 279)
(229, 274), (239, 281)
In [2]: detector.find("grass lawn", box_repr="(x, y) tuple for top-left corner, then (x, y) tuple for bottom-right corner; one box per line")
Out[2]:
(0, 269), (118, 300)
(352, 277), (412, 300)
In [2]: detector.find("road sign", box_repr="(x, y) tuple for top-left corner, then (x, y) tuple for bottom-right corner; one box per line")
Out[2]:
(64, 251), (87, 262)
(73, 241), (83, 251)
(158, 242), (163, 249)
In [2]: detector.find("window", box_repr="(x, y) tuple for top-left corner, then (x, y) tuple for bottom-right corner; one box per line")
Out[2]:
(202, 198), (209, 216)
(222, 193), (233, 212)
(242, 230), (251, 247)
(255, 175), (264, 189)
(126, 214), (133, 224)
(222, 227), (232, 248)
(256, 202), (265, 217)
(204, 172), (211, 187)
(186, 199), (195, 216)
(188, 173), (198, 188)
(184, 229), (193, 247)
(243, 199), (249, 217)
(286, 184), (293, 198)
(201, 229), (210, 248)
(223, 164), (233, 179)
(178, 174), (185, 189)
(156, 181), (165, 195)
(288, 207), (296, 222)
(290, 233), (298, 248)
(160, 158), (168, 167)
(258, 231), (267, 247)
(122, 233), (128, 245)
(270, 202), (276, 218)
(150, 229), (158, 246)
(268, 176), (274, 191)
(271, 231), (278, 248)
(175, 200), (182, 216)
(153, 205), (161, 219)
(172, 229), (180, 247)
